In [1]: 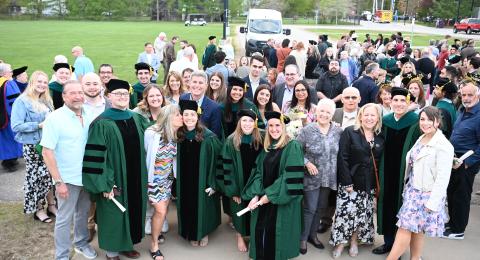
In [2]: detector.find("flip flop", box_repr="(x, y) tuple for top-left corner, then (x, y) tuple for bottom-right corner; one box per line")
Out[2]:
(150, 249), (163, 260)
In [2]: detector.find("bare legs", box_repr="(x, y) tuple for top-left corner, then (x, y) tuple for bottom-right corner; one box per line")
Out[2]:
(150, 200), (169, 260)
(387, 228), (424, 260)
(236, 232), (247, 252)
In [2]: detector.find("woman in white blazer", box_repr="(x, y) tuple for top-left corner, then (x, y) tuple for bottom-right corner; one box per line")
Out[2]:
(144, 104), (183, 259)
(387, 106), (454, 260)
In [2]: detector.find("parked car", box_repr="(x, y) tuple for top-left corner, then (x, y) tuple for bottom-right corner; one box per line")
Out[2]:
(185, 14), (207, 26)
(361, 11), (372, 21)
(453, 18), (480, 34)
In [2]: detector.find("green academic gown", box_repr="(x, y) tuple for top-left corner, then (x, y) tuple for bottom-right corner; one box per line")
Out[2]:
(377, 111), (421, 236)
(220, 100), (264, 140)
(176, 128), (222, 241)
(129, 82), (145, 109)
(202, 44), (217, 69)
(436, 99), (457, 138)
(48, 81), (63, 109)
(242, 140), (304, 260)
(219, 135), (264, 236)
(82, 108), (149, 252)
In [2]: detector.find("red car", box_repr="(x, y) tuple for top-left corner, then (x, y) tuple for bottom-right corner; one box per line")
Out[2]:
(453, 18), (480, 34)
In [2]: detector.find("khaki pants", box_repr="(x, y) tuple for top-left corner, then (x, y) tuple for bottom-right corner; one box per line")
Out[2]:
(87, 202), (96, 230)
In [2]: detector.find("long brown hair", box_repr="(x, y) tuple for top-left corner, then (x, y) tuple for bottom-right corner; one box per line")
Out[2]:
(137, 84), (166, 112)
(177, 113), (205, 142)
(163, 71), (186, 97)
(407, 79), (426, 108)
(206, 72), (227, 103)
(231, 118), (263, 151)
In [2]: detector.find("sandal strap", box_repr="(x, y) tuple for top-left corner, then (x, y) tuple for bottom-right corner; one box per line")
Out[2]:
(150, 249), (163, 259)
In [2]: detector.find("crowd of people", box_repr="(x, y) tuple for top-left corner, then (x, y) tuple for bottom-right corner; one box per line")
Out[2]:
(0, 29), (479, 260)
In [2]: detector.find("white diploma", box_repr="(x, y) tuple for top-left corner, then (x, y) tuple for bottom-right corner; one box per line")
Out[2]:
(236, 201), (262, 217)
(111, 197), (126, 212)
(458, 150), (474, 162)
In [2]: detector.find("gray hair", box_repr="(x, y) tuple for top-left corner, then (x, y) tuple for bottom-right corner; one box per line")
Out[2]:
(0, 63), (11, 76)
(62, 80), (82, 93)
(190, 70), (207, 82)
(316, 98), (336, 115)
(54, 55), (68, 64)
(342, 86), (360, 96)
(365, 63), (379, 74)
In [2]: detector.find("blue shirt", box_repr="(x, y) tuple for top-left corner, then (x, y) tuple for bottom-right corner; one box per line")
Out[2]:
(450, 102), (480, 167)
(205, 63), (230, 83)
(73, 55), (94, 78)
(40, 105), (93, 186)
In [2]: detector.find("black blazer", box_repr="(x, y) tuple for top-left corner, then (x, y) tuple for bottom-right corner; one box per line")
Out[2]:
(337, 126), (384, 192)
(272, 82), (318, 110)
(243, 76), (268, 101)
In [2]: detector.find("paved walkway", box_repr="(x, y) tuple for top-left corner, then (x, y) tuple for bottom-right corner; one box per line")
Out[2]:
(1, 160), (479, 260)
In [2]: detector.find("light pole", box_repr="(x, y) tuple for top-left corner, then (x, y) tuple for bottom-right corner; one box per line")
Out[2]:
(456, 0), (462, 23)
(223, 0), (229, 40)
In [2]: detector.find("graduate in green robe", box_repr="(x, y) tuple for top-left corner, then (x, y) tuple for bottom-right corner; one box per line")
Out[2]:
(82, 79), (149, 259)
(218, 109), (264, 252)
(433, 77), (458, 139)
(374, 87), (421, 255)
(130, 62), (153, 109)
(202, 36), (217, 70)
(176, 100), (222, 247)
(242, 111), (304, 260)
(49, 63), (74, 109)
(221, 76), (264, 139)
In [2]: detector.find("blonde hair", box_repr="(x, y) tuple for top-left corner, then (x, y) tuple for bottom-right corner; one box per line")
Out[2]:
(231, 118), (263, 151)
(151, 104), (180, 142)
(354, 103), (382, 135)
(23, 70), (54, 113)
(163, 71), (186, 97)
(263, 119), (290, 151)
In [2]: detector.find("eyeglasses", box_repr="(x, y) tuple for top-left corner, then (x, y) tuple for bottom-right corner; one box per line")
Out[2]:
(110, 92), (130, 97)
(343, 96), (358, 100)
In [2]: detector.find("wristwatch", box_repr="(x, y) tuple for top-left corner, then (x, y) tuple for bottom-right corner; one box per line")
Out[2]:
(54, 180), (64, 186)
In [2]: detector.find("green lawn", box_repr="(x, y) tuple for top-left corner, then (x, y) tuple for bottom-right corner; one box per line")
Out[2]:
(0, 20), (224, 83)
(308, 28), (460, 47)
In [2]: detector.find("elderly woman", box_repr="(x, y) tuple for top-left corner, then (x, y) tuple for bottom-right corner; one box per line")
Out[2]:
(242, 111), (304, 260)
(144, 104), (184, 259)
(11, 71), (56, 222)
(296, 99), (343, 254)
(133, 84), (165, 123)
(163, 71), (186, 105)
(386, 106), (453, 260)
(330, 103), (385, 258)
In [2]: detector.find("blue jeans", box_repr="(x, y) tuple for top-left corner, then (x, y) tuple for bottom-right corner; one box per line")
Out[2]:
(301, 187), (331, 240)
(55, 184), (91, 260)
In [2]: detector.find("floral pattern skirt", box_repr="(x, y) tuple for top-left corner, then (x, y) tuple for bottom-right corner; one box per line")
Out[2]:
(23, 144), (52, 214)
(330, 186), (375, 246)
(396, 180), (448, 237)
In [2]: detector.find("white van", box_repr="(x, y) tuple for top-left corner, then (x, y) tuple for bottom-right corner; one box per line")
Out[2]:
(239, 9), (291, 56)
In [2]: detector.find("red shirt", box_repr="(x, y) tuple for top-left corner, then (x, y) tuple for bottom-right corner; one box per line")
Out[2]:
(437, 50), (449, 70)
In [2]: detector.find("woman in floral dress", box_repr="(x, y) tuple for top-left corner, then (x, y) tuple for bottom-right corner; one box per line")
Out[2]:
(387, 106), (454, 260)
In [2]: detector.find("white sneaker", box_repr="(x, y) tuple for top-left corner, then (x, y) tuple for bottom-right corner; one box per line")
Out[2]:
(442, 230), (464, 240)
(74, 246), (97, 259)
(162, 218), (169, 233)
(145, 217), (152, 235)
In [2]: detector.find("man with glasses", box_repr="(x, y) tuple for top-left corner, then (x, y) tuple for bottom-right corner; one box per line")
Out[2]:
(272, 64), (318, 110)
(41, 80), (97, 260)
(244, 55), (268, 101)
(98, 64), (114, 88)
(352, 62), (380, 107)
(130, 62), (152, 108)
(82, 79), (149, 260)
(332, 87), (361, 129)
(316, 59), (349, 108)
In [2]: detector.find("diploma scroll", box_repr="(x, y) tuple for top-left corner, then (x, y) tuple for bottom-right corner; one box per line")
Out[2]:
(111, 197), (126, 212)
(236, 201), (262, 217)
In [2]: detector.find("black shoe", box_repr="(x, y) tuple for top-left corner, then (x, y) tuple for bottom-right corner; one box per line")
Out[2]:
(308, 237), (325, 249)
(317, 223), (331, 234)
(299, 246), (307, 255)
(372, 244), (392, 255)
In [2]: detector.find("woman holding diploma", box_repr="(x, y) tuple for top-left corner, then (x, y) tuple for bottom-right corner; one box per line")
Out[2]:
(242, 111), (304, 260)
(219, 109), (264, 252)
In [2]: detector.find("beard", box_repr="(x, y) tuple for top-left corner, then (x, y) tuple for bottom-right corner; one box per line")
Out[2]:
(85, 91), (101, 98)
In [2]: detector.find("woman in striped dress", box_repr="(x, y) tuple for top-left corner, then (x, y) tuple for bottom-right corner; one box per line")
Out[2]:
(144, 104), (184, 259)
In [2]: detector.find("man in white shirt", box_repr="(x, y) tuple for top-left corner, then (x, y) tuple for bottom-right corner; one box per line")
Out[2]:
(169, 46), (198, 74)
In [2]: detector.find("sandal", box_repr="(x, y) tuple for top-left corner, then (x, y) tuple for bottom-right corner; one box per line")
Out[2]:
(150, 249), (163, 260)
(349, 244), (358, 257)
(332, 244), (344, 259)
(199, 236), (209, 247)
(47, 204), (57, 217)
(34, 211), (52, 223)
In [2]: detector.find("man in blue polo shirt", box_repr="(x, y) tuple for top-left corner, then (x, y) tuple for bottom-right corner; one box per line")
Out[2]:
(72, 46), (94, 82)
(41, 80), (97, 260)
(444, 79), (480, 240)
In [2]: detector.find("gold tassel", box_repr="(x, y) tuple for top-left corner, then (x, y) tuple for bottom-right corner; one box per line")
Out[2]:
(280, 114), (284, 124)
(129, 85), (133, 94)
(244, 83), (248, 92)
(406, 93), (411, 104)
(254, 118), (258, 128)
(69, 65), (72, 74)
(197, 106), (202, 115)
(149, 67), (153, 75)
